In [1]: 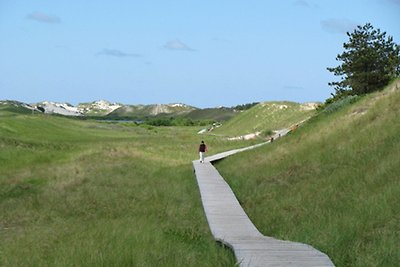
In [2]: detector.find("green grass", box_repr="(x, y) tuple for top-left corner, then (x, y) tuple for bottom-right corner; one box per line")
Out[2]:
(213, 101), (316, 136)
(183, 107), (238, 122)
(215, 80), (400, 266)
(0, 102), (32, 116)
(0, 112), (258, 266)
(3, 80), (398, 266)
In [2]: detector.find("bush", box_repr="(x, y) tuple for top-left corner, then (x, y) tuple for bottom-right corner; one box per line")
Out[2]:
(232, 102), (259, 111)
(261, 129), (273, 137)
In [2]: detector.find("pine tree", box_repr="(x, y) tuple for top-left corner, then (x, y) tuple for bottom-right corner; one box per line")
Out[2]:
(327, 23), (400, 97)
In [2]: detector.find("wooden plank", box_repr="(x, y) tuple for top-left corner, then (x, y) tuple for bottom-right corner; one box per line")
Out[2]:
(192, 128), (335, 266)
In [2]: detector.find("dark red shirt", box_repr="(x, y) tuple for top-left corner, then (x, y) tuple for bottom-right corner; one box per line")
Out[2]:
(199, 144), (206, 152)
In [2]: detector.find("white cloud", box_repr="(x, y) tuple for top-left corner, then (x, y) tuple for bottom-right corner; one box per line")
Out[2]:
(321, 18), (358, 34)
(26, 12), (61, 24)
(163, 39), (195, 51)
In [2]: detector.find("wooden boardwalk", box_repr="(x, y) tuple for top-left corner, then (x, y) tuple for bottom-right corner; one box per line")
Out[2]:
(192, 130), (335, 266)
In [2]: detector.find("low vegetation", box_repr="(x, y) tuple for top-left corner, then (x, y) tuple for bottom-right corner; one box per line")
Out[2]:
(143, 117), (213, 127)
(215, 80), (400, 266)
(182, 107), (238, 122)
(0, 112), (260, 266)
(2, 76), (399, 266)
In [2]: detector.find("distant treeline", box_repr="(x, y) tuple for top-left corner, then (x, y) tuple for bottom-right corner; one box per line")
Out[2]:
(231, 102), (259, 111)
(144, 117), (214, 127)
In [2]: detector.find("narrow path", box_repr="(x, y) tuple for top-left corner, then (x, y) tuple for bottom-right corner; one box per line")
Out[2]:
(192, 130), (335, 267)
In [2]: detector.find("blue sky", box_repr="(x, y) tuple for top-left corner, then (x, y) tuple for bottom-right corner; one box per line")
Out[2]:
(1, 0), (399, 107)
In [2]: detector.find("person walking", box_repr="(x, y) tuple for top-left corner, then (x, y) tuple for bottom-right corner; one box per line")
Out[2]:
(199, 141), (207, 163)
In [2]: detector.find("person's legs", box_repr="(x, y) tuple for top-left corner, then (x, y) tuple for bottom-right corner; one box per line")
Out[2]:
(199, 152), (204, 163)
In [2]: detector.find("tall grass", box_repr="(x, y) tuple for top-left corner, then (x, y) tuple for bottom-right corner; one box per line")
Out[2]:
(215, 80), (400, 266)
(0, 113), (244, 266)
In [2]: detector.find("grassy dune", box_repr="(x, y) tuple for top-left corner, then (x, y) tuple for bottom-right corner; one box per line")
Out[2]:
(215, 80), (400, 266)
(0, 113), (259, 266)
(213, 101), (316, 136)
(183, 107), (238, 122)
(2, 80), (398, 266)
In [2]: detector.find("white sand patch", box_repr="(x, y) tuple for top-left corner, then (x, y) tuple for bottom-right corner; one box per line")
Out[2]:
(227, 131), (262, 140)
(40, 101), (83, 116)
(169, 103), (186, 107)
(278, 104), (288, 109)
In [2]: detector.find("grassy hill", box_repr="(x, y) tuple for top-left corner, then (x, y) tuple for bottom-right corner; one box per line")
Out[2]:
(0, 100), (240, 122)
(0, 101), (33, 115)
(0, 111), (263, 266)
(213, 101), (318, 136)
(183, 107), (238, 122)
(214, 79), (400, 266)
(3, 80), (398, 266)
